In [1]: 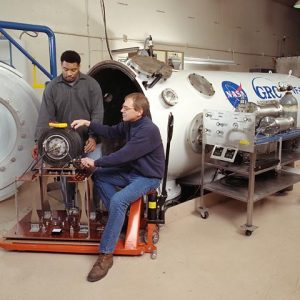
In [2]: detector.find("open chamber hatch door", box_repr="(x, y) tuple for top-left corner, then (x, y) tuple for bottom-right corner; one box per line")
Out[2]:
(88, 59), (182, 200)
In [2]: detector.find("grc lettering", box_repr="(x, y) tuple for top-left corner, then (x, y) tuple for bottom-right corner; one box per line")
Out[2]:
(254, 85), (281, 99)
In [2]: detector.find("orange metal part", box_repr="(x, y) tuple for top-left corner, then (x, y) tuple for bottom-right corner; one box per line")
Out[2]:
(0, 198), (157, 256)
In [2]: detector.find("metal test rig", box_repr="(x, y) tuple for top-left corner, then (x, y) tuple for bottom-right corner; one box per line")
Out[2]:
(0, 124), (162, 259)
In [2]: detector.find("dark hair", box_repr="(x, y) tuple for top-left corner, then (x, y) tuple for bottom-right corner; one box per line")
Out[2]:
(125, 93), (149, 117)
(60, 50), (81, 64)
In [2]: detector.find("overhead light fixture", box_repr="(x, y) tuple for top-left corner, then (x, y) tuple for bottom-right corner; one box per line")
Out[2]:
(294, 0), (300, 8)
(184, 57), (235, 65)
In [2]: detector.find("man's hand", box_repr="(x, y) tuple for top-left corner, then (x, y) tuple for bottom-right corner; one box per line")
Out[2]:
(81, 157), (95, 168)
(32, 144), (38, 160)
(84, 137), (96, 153)
(71, 119), (90, 129)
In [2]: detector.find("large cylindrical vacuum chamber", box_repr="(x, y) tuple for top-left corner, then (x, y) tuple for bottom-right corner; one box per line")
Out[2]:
(88, 59), (300, 197)
(2, 57), (300, 201)
(0, 63), (39, 201)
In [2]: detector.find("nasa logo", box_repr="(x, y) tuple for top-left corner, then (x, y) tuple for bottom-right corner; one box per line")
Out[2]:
(252, 77), (282, 100)
(221, 81), (248, 108)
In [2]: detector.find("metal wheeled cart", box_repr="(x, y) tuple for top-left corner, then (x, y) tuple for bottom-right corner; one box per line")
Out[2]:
(198, 109), (300, 235)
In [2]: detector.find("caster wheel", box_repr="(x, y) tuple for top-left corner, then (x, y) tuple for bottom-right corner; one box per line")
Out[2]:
(245, 230), (252, 236)
(200, 210), (209, 219)
(151, 250), (157, 260)
(201, 211), (209, 219)
(152, 230), (159, 244)
(143, 229), (160, 244)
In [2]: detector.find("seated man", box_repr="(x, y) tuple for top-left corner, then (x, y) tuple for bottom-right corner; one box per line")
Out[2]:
(71, 92), (165, 282)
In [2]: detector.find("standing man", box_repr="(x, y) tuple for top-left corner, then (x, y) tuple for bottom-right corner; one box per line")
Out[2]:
(71, 93), (165, 282)
(32, 50), (104, 208)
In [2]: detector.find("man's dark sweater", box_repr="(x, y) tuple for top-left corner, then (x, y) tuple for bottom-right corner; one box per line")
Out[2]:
(90, 117), (165, 179)
(35, 73), (103, 142)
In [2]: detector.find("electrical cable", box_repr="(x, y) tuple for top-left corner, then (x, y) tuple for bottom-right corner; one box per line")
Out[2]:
(211, 168), (219, 182)
(100, 0), (113, 60)
(0, 145), (73, 192)
(19, 31), (39, 39)
(0, 152), (45, 191)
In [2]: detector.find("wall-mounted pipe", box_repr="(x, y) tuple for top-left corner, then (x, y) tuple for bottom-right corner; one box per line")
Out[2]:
(0, 20), (57, 79)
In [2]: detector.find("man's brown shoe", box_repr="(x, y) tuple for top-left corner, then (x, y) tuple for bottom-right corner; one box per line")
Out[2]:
(87, 253), (113, 282)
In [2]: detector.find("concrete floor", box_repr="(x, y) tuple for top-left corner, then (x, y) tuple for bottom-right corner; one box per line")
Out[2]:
(0, 182), (300, 300)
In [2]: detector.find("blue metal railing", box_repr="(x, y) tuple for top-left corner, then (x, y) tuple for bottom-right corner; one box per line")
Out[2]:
(0, 20), (57, 79)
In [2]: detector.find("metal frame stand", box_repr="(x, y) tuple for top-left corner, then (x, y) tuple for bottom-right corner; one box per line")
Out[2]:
(0, 168), (158, 259)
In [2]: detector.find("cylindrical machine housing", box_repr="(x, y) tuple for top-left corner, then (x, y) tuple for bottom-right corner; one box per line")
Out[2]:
(147, 191), (158, 221)
(255, 103), (283, 118)
(2, 57), (300, 201)
(88, 60), (300, 184)
(259, 116), (294, 136)
(38, 127), (83, 167)
(280, 91), (298, 123)
(0, 63), (39, 201)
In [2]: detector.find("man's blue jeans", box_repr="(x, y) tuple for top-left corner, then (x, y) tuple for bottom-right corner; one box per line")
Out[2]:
(92, 167), (161, 254)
